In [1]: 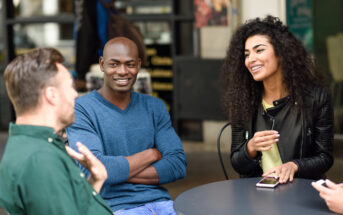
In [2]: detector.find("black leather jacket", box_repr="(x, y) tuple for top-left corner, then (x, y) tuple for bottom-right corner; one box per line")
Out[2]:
(230, 86), (334, 179)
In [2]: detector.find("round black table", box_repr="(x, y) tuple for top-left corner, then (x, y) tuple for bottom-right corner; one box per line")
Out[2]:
(174, 178), (335, 215)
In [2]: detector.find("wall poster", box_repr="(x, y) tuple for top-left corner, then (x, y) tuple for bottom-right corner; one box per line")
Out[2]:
(194, 0), (231, 28)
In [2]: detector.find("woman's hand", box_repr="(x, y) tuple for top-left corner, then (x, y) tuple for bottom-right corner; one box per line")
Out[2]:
(263, 162), (298, 183)
(312, 179), (343, 214)
(66, 142), (107, 193)
(246, 130), (279, 158)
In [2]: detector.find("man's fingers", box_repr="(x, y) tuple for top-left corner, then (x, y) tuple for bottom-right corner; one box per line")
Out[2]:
(91, 167), (98, 175)
(312, 181), (331, 195)
(67, 142), (107, 186)
(325, 179), (339, 189)
(65, 146), (84, 160)
(76, 142), (97, 159)
(76, 142), (100, 167)
(66, 143), (96, 169)
(319, 192), (327, 200)
(312, 182), (323, 191)
(76, 142), (92, 154)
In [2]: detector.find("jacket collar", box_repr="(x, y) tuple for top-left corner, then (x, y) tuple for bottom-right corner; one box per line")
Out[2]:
(261, 96), (291, 117)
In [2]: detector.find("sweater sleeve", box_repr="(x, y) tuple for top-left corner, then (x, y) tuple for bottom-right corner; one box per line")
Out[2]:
(66, 102), (130, 185)
(151, 99), (187, 184)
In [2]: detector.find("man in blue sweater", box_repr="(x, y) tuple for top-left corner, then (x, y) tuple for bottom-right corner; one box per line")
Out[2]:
(66, 37), (187, 214)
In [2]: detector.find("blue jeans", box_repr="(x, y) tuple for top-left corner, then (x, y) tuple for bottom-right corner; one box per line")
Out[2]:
(114, 200), (177, 215)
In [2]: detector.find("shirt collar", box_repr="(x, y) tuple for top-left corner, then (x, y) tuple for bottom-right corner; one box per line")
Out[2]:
(9, 123), (67, 150)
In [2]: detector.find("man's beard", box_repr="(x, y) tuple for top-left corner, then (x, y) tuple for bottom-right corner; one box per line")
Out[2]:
(60, 112), (75, 129)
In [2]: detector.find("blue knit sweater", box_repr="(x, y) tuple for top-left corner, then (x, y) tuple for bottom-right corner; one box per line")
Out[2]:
(66, 90), (187, 211)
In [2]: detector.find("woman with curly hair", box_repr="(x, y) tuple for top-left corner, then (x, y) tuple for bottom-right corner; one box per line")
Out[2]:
(221, 15), (334, 183)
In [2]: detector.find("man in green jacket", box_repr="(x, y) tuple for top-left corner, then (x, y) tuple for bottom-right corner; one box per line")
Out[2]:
(0, 48), (113, 215)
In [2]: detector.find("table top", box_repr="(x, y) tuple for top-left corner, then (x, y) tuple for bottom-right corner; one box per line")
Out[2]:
(174, 178), (335, 215)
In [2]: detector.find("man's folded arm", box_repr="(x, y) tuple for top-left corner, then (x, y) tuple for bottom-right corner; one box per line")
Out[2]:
(67, 122), (162, 185)
(127, 165), (160, 184)
(150, 99), (187, 185)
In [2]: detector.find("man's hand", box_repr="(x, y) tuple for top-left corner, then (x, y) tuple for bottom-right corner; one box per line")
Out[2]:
(263, 161), (298, 184)
(125, 148), (162, 184)
(126, 148), (162, 178)
(246, 130), (279, 158)
(150, 148), (162, 161)
(312, 179), (343, 214)
(65, 142), (107, 193)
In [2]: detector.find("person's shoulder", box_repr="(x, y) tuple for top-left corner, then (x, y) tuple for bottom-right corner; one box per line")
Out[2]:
(134, 91), (155, 100)
(29, 145), (68, 165)
(4, 146), (67, 180)
(75, 91), (105, 114)
(30, 150), (63, 164)
(305, 85), (331, 100)
(303, 85), (331, 109)
(134, 91), (164, 106)
(76, 90), (98, 105)
(3, 137), (57, 163)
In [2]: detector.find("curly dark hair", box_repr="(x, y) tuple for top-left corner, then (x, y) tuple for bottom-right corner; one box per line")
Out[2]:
(221, 15), (326, 124)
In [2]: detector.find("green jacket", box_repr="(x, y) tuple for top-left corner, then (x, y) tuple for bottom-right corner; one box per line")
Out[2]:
(0, 124), (113, 215)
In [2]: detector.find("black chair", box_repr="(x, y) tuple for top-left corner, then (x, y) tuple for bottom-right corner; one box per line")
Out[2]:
(217, 122), (231, 180)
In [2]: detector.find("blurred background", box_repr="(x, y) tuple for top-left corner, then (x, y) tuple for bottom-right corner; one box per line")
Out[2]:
(0, 0), (343, 199)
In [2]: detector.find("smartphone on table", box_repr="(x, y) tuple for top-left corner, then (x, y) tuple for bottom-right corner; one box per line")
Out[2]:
(315, 179), (328, 188)
(256, 176), (280, 188)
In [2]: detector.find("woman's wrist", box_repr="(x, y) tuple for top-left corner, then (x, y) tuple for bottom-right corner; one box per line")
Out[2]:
(246, 140), (257, 158)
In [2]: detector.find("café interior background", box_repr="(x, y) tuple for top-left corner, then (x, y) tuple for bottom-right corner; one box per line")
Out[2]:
(0, 0), (343, 200)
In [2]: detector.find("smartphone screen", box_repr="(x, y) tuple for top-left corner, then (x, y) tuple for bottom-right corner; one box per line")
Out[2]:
(260, 178), (278, 184)
(256, 177), (280, 188)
